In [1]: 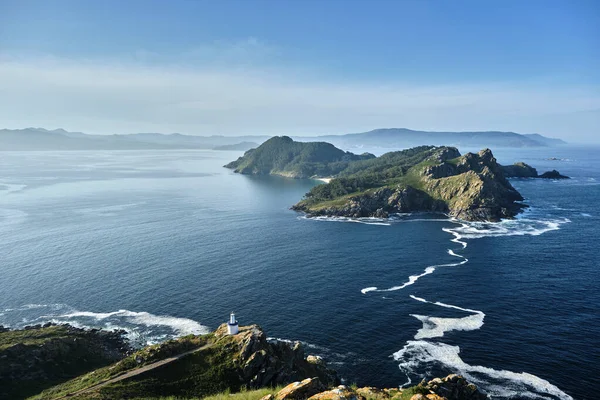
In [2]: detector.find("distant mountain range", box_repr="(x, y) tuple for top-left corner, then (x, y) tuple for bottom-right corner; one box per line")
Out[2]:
(294, 128), (567, 149)
(0, 127), (566, 151)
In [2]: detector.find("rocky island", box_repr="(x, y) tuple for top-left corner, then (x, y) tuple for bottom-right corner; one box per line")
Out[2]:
(226, 137), (568, 222)
(1, 323), (487, 400)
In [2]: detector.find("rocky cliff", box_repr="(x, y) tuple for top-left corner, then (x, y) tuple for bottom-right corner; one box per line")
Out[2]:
(294, 148), (527, 222)
(9, 323), (489, 400)
(212, 323), (339, 388)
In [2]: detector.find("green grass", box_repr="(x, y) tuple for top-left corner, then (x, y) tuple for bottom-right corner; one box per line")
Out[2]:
(0, 325), (74, 351)
(398, 385), (429, 400)
(29, 335), (211, 400)
(202, 385), (285, 400)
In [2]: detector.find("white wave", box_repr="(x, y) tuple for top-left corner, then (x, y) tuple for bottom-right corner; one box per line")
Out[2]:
(0, 304), (209, 346)
(58, 309), (209, 336)
(364, 249), (468, 293)
(581, 213), (592, 218)
(303, 215), (391, 226)
(443, 218), (570, 240)
(394, 341), (573, 400)
(409, 295), (485, 339)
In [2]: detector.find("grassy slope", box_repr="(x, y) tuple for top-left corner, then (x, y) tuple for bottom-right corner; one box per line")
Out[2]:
(29, 335), (210, 400)
(1, 325), (128, 400)
(297, 148), (489, 214)
(0, 325), (76, 351)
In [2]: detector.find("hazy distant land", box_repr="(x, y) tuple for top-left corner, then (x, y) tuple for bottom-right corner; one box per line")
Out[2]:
(0, 127), (566, 151)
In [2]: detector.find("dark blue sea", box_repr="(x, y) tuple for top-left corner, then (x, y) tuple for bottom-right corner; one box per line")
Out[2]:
(1, 146), (598, 399)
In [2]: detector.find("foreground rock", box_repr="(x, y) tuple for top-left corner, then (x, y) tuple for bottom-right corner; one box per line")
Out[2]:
(270, 374), (487, 400)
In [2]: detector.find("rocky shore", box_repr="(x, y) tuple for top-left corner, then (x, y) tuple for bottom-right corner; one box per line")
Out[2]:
(264, 374), (487, 400)
(293, 148), (528, 222)
(4, 323), (488, 399)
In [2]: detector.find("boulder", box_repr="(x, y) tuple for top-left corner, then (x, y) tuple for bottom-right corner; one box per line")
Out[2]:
(306, 355), (324, 365)
(308, 385), (364, 400)
(356, 387), (391, 399)
(276, 377), (326, 400)
(424, 374), (487, 400)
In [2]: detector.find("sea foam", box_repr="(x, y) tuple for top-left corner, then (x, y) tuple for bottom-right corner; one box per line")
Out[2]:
(0, 304), (209, 346)
(394, 341), (573, 400)
(409, 295), (485, 339)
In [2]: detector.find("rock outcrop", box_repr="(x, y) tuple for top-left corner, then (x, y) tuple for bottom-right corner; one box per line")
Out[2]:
(214, 324), (339, 389)
(502, 163), (569, 180)
(269, 374), (487, 400)
(294, 148), (527, 222)
(539, 169), (569, 179)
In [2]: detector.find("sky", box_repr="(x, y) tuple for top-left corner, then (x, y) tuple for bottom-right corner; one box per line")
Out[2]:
(0, 0), (599, 142)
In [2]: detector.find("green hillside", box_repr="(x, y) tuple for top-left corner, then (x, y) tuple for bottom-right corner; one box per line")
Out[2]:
(224, 136), (375, 178)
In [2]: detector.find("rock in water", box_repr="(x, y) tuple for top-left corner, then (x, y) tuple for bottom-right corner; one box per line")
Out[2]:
(539, 169), (570, 179)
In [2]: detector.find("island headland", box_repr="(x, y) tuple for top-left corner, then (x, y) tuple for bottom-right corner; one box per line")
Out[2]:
(225, 137), (568, 222)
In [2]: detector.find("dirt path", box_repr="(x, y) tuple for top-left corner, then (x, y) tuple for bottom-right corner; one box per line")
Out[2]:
(58, 343), (213, 399)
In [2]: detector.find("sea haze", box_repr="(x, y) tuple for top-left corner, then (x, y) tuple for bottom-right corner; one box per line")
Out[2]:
(0, 147), (598, 399)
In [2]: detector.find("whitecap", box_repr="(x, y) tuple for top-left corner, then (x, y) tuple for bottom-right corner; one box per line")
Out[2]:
(581, 213), (592, 218)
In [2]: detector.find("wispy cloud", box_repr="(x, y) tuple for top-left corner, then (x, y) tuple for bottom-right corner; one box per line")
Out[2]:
(0, 54), (598, 141)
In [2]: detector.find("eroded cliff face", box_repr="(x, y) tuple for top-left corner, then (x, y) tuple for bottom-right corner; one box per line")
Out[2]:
(293, 148), (526, 222)
(213, 324), (339, 389)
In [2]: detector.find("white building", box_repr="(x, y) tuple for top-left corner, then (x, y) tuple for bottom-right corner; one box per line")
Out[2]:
(227, 311), (239, 335)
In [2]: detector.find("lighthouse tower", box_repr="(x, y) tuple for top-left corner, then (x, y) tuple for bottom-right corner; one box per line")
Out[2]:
(227, 312), (239, 335)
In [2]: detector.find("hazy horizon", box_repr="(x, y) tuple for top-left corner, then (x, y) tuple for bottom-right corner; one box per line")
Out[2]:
(0, 125), (579, 143)
(1, 0), (598, 143)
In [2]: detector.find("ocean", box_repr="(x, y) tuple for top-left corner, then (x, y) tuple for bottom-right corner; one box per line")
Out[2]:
(0, 146), (598, 399)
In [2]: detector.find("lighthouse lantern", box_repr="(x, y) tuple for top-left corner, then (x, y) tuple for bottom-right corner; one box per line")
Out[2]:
(227, 312), (239, 335)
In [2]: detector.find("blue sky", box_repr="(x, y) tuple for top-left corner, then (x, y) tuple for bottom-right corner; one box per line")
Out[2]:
(0, 0), (599, 141)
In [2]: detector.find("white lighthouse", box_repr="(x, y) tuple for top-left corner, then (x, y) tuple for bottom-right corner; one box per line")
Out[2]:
(227, 312), (239, 335)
